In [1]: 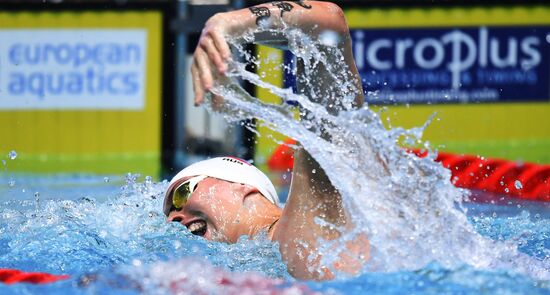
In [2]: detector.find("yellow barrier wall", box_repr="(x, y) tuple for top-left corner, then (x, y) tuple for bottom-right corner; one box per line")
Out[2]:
(254, 46), (287, 169)
(255, 6), (550, 167)
(0, 11), (162, 176)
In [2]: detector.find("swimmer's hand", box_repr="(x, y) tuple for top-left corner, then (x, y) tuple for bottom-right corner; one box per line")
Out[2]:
(191, 1), (351, 107)
(191, 13), (233, 106)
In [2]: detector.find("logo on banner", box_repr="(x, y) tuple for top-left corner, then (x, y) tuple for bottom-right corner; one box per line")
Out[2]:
(350, 26), (550, 104)
(0, 30), (147, 109)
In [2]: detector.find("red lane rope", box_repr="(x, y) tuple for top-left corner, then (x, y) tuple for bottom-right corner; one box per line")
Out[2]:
(267, 139), (549, 201)
(267, 138), (297, 172)
(417, 150), (550, 202)
(0, 269), (69, 285)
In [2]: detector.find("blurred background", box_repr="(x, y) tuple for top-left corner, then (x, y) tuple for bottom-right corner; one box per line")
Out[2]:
(0, 0), (548, 200)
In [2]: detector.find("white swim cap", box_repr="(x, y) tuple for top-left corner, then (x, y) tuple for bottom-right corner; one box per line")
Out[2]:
(163, 157), (280, 215)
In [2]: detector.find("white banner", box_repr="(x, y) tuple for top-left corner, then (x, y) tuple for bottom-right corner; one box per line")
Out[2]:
(0, 29), (147, 110)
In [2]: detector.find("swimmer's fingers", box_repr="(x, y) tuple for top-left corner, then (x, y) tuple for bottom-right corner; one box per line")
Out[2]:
(192, 48), (225, 107)
(203, 13), (232, 61)
(191, 63), (204, 106)
(200, 35), (224, 74)
(200, 31), (229, 74)
(194, 47), (214, 92)
(209, 29), (231, 63)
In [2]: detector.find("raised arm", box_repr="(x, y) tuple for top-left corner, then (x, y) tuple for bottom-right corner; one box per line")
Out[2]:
(192, 1), (369, 280)
(192, 0), (363, 107)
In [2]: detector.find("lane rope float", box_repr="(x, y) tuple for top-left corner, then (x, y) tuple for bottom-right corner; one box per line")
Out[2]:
(0, 268), (69, 285)
(267, 139), (549, 201)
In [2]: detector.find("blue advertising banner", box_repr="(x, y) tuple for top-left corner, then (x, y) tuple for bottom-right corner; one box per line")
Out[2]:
(0, 30), (147, 109)
(283, 26), (550, 105)
(258, 7), (550, 164)
(351, 26), (550, 104)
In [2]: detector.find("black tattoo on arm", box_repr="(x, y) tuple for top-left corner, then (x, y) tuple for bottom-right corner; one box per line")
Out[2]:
(250, 1), (311, 26)
(249, 6), (271, 26)
(288, 0), (312, 9)
(272, 1), (294, 17)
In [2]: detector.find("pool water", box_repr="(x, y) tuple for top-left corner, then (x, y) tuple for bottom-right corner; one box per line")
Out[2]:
(1, 27), (549, 294)
(0, 175), (548, 294)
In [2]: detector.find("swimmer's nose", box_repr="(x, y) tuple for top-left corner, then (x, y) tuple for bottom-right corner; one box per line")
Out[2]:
(166, 210), (186, 224)
(170, 216), (182, 223)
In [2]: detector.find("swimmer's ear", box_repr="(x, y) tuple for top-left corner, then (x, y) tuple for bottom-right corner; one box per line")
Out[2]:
(241, 184), (261, 205)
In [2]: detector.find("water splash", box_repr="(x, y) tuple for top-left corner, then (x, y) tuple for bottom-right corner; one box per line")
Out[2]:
(8, 151), (17, 160)
(515, 180), (523, 190)
(208, 28), (549, 279)
(0, 30), (547, 295)
(114, 259), (316, 295)
(0, 177), (289, 285)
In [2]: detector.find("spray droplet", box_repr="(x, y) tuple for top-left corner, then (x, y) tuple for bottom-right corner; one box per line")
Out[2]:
(319, 30), (340, 47)
(504, 188), (510, 193)
(1, 160), (5, 166)
(514, 180), (523, 190)
(35, 192), (40, 210)
(8, 179), (15, 187)
(125, 173), (140, 186)
(104, 177), (110, 183)
(8, 150), (17, 160)
(311, 169), (316, 174)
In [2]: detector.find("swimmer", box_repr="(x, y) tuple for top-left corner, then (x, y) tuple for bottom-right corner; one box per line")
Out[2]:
(164, 1), (368, 280)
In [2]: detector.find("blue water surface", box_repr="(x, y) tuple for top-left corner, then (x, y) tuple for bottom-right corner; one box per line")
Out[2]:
(0, 175), (548, 294)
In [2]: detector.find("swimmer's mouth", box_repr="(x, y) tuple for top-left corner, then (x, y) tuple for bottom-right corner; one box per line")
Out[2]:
(186, 220), (207, 237)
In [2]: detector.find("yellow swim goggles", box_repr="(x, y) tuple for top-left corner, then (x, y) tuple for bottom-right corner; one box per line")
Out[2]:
(171, 175), (207, 210)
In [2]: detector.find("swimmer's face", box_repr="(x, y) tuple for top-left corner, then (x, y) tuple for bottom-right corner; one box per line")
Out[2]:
(166, 177), (273, 243)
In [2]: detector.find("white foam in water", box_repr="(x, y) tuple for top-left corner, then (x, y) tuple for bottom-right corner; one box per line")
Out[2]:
(0, 172), (297, 292)
(208, 28), (549, 280)
(120, 258), (315, 295)
(0, 28), (548, 294)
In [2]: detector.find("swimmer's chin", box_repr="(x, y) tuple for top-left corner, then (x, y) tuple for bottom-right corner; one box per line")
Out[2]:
(202, 230), (228, 243)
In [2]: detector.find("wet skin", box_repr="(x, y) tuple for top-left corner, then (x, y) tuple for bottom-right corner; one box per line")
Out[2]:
(175, 0), (370, 280)
(166, 177), (282, 244)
